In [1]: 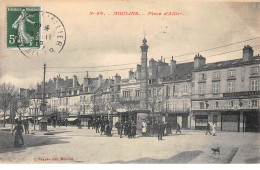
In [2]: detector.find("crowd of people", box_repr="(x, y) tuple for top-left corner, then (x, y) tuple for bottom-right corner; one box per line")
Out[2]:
(115, 120), (137, 139)
(86, 117), (113, 136)
(11, 116), (218, 148)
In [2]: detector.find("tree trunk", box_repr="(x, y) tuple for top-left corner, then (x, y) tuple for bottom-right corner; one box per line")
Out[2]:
(3, 110), (6, 127)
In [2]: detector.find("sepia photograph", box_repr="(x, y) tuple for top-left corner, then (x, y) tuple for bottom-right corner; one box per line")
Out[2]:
(0, 0), (259, 165)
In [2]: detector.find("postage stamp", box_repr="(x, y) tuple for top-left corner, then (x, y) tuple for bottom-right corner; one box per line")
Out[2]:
(7, 7), (41, 49)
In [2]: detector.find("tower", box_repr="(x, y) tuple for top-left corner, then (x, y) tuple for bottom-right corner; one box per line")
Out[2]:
(140, 38), (149, 110)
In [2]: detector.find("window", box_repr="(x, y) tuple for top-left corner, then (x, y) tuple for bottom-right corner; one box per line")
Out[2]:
(212, 82), (220, 94)
(251, 79), (258, 91)
(123, 91), (130, 98)
(173, 100), (177, 111)
(199, 102), (205, 109)
(228, 100), (234, 108)
(227, 81), (235, 92)
(213, 101), (219, 109)
(213, 115), (218, 124)
(165, 86), (170, 97)
(199, 73), (206, 81)
(213, 72), (220, 79)
(135, 90), (140, 97)
(153, 89), (157, 96)
(148, 90), (152, 97)
(250, 66), (259, 75)
(251, 100), (257, 107)
(183, 100), (188, 110)
(228, 70), (236, 78)
(198, 84), (205, 94)
(148, 79), (152, 85)
(183, 83), (188, 94)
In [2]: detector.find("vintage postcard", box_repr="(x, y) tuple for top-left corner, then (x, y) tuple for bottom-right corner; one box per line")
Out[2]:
(0, 0), (260, 164)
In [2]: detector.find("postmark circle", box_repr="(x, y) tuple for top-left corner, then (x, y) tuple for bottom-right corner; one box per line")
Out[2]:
(15, 10), (66, 59)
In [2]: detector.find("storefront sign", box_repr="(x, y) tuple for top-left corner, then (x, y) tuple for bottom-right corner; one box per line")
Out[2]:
(223, 91), (260, 98)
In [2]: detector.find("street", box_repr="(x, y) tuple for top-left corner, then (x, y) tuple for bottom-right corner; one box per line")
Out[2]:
(0, 125), (259, 164)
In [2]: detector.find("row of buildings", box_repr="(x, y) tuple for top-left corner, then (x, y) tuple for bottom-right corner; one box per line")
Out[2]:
(19, 39), (260, 132)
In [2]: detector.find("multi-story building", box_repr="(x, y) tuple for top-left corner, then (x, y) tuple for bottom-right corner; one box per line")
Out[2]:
(191, 45), (260, 132)
(119, 56), (193, 129)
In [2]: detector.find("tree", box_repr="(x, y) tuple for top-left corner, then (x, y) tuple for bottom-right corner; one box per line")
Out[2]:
(148, 87), (168, 134)
(119, 96), (140, 121)
(0, 83), (18, 127)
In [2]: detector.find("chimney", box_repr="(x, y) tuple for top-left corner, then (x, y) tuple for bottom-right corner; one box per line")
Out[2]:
(115, 73), (121, 84)
(194, 53), (206, 69)
(157, 59), (164, 73)
(65, 76), (68, 80)
(128, 69), (134, 79)
(56, 76), (61, 89)
(136, 64), (141, 79)
(83, 71), (89, 91)
(243, 45), (254, 61)
(73, 75), (77, 88)
(170, 56), (176, 74)
(149, 58), (157, 78)
(98, 74), (103, 87)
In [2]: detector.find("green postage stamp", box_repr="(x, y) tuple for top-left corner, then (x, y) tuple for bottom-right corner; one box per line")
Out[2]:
(7, 7), (41, 49)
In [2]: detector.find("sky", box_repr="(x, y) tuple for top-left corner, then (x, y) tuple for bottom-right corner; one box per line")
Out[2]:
(0, 0), (260, 88)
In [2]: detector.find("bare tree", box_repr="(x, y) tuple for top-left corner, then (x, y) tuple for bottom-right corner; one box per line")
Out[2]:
(0, 83), (18, 127)
(148, 88), (168, 134)
(119, 96), (140, 120)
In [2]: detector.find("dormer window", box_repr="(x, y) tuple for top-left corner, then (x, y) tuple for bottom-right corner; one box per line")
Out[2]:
(250, 66), (259, 76)
(212, 72), (220, 79)
(199, 73), (206, 81)
(228, 70), (236, 78)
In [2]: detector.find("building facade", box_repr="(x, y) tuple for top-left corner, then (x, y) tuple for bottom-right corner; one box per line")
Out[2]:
(191, 45), (260, 132)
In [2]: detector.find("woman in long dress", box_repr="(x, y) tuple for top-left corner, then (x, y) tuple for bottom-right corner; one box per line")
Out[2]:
(141, 121), (147, 136)
(12, 9), (35, 46)
(212, 123), (217, 136)
(12, 121), (24, 148)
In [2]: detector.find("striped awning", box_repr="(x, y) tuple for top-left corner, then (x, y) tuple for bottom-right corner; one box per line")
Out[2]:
(67, 117), (78, 121)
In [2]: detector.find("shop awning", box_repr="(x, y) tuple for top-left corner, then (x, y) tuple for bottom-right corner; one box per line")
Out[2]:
(37, 117), (43, 121)
(67, 117), (78, 121)
(116, 108), (127, 112)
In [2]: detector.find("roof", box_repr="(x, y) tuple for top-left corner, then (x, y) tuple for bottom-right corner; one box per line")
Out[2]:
(161, 62), (194, 82)
(195, 55), (260, 72)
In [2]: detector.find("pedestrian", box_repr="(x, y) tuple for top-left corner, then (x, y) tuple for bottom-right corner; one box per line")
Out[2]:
(162, 121), (166, 136)
(93, 118), (96, 129)
(106, 124), (112, 136)
(124, 121), (128, 136)
(128, 120), (132, 139)
(212, 123), (217, 136)
(12, 121), (24, 148)
(119, 121), (123, 138)
(158, 122), (163, 140)
(25, 119), (29, 134)
(95, 118), (100, 133)
(147, 121), (150, 136)
(88, 119), (91, 129)
(176, 123), (181, 134)
(131, 121), (137, 138)
(205, 122), (212, 135)
(100, 121), (105, 135)
(65, 118), (68, 127)
(115, 121), (120, 135)
(141, 120), (147, 136)
(23, 120), (27, 134)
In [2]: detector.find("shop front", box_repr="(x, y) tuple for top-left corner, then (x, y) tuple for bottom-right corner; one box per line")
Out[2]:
(167, 114), (189, 129)
(243, 110), (260, 132)
(192, 111), (221, 131)
(221, 112), (240, 132)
